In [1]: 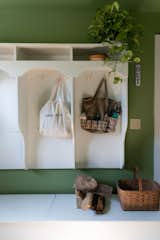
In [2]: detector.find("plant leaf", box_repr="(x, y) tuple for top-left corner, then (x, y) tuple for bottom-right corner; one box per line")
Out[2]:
(112, 1), (119, 11)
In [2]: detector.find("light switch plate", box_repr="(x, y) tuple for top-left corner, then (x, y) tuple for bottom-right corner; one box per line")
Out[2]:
(130, 119), (141, 130)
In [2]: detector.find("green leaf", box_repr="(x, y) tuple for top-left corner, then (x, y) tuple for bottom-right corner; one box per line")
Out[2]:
(120, 55), (129, 62)
(112, 1), (120, 11)
(104, 57), (110, 63)
(133, 57), (141, 63)
(113, 76), (123, 84)
(126, 50), (133, 58)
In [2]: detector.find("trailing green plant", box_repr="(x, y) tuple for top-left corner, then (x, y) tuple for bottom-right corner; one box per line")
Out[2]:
(88, 1), (143, 83)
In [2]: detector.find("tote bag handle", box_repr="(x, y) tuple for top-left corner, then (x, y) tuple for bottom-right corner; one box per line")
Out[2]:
(50, 77), (64, 101)
(93, 75), (108, 100)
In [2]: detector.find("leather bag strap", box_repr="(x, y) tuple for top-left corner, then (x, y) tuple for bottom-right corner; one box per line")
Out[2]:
(93, 75), (108, 99)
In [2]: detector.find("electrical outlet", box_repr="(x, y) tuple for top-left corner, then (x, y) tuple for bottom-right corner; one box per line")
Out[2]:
(130, 119), (141, 130)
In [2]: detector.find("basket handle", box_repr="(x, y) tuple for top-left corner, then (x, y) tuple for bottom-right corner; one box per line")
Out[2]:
(133, 167), (143, 192)
(133, 166), (139, 179)
(138, 178), (143, 192)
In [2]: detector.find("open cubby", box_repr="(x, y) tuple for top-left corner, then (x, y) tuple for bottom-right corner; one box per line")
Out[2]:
(0, 46), (15, 60)
(16, 46), (72, 61)
(18, 68), (75, 169)
(73, 46), (109, 60)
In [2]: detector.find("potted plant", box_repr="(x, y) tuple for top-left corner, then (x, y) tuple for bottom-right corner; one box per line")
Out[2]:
(88, 1), (143, 83)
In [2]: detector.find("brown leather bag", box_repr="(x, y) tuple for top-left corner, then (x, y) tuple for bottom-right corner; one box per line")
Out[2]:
(82, 76), (108, 121)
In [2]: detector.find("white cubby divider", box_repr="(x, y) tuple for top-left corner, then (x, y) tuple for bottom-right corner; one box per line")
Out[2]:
(0, 43), (128, 169)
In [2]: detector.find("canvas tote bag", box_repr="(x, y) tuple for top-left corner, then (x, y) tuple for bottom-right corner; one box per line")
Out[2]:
(80, 74), (121, 133)
(39, 78), (72, 138)
(82, 76), (109, 121)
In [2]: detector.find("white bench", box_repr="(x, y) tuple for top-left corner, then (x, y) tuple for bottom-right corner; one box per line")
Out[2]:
(0, 194), (159, 240)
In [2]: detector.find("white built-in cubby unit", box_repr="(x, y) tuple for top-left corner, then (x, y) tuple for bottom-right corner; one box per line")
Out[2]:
(0, 43), (128, 169)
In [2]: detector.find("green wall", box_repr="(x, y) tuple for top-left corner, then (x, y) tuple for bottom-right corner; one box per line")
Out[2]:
(0, 0), (158, 193)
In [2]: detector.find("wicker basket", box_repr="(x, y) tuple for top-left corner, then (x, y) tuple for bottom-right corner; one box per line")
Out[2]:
(117, 170), (160, 211)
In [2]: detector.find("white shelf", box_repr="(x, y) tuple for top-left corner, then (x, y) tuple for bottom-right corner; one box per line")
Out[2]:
(0, 194), (159, 222)
(0, 43), (109, 61)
